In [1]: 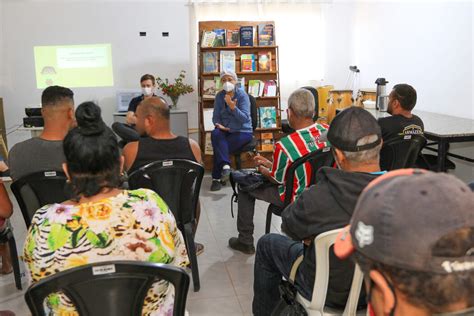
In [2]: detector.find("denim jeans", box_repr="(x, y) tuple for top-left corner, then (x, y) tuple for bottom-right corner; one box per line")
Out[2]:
(253, 233), (312, 316)
(210, 129), (252, 179)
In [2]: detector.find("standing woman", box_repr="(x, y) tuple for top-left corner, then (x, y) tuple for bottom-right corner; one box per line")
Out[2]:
(23, 102), (188, 315)
(211, 70), (253, 191)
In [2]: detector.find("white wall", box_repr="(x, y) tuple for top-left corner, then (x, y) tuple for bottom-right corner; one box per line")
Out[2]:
(351, 1), (473, 119)
(2, 0), (193, 146)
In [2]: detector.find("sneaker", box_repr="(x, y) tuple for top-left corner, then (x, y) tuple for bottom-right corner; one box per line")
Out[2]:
(210, 179), (222, 191)
(195, 242), (205, 256)
(221, 165), (231, 182)
(228, 237), (255, 254)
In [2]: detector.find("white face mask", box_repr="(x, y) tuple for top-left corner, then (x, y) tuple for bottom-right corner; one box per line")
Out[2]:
(142, 87), (153, 96)
(223, 82), (235, 92)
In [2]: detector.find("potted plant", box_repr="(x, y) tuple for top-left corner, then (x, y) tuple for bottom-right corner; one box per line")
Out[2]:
(156, 70), (194, 109)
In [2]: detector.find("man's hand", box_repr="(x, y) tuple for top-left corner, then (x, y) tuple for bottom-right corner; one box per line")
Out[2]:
(253, 155), (272, 169)
(215, 123), (230, 132)
(224, 94), (237, 110)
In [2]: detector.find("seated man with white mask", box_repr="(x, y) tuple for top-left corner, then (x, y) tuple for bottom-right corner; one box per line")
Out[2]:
(210, 70), (253, 191)
(112, 74), (157, 145)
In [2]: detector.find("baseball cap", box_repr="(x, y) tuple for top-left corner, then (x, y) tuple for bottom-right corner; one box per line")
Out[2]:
(220, 70), (237, 81)
(335, 169), (474, 274)
(325, 107), (382, 152)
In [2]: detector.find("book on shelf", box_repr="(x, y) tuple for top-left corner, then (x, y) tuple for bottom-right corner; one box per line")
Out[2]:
(258, 51), (272, 71)
(260, 132), (274, 152)
(213, 29), (226, 47)
(220, 50), (236, 73)
(226, 29), (239, 47)
(248, 80), (262, 98)
(241, 54), (256, 72)
(259, 106), (277, 129)
(201, 31), (216, 48)
(258, 23), (275, 46)
(203, 108), (215, 132)
(263, 80), (277, 97)
(205, 132), (214, 155)
(203, 52), (218, 73)
(237, 77), (245, 90)
(214, 76), (223, 91)
(203, 79), (217, 99)
(240, 26), (253, 46)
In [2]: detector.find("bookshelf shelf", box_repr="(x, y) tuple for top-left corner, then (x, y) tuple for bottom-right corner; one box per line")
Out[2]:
(198, 20), (281, 170)
(201, 45), (279, 51)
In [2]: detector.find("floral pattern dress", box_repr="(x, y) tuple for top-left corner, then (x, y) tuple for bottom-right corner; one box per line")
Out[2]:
(23, 189), (189, 316)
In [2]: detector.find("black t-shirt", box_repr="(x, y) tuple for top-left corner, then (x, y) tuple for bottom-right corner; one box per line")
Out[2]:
(127, 95), (145, 113)
(378, 114), (424, 141)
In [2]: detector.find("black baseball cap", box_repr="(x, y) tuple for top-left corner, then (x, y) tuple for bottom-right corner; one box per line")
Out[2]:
(335, 169), (474, 274)
(325, 107), (382, 152)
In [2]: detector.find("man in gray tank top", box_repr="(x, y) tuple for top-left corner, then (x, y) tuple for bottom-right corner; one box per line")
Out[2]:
(8, 86), (75, 180)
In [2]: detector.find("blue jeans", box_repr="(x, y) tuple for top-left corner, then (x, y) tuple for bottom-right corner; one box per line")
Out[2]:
(211, 129), (252, 179)
(253, 234), (311, 316)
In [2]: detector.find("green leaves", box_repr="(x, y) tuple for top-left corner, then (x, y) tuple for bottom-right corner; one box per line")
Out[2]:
(86, 231), (110, 248)
(47, 224), (71, 251)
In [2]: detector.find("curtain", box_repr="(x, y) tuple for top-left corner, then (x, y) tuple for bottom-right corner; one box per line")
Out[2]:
(189, 0), (326, 113)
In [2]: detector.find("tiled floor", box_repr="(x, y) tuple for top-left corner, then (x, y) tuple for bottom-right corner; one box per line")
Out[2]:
(0, 175), (282, 315)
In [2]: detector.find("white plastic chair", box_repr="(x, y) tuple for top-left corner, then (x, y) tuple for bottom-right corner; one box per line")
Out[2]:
(296, 228), (367, 316)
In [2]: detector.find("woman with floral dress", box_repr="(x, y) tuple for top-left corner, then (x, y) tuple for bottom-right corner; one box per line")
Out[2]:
(23, 102), (188, 316)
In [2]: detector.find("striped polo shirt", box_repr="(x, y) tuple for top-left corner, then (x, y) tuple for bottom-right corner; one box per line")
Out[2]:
(269, 122), (329, 202)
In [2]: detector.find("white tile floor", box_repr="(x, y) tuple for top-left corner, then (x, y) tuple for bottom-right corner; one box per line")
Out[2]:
(0, 175), (282, 315)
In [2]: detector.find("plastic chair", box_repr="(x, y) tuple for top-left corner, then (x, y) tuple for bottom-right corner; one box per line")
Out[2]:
(10, 171), (70, 228)
(233, 94), (258, 169)
(265, 147), (334, 234)
(379, 134), (427, 171)
(0, 221), (21, 290)
(127, 159), (204, 292)
(24, 261), (190, 316)
(296, 229), (366, 316)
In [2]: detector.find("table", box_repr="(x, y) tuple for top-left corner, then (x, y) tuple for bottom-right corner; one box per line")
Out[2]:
(367, 109), (474, 172)
(113, 110), (189, 137)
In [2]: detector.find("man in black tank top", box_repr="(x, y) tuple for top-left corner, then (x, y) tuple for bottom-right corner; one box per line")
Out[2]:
(123, 97), (202, 173)
(123, 97), (204, 254)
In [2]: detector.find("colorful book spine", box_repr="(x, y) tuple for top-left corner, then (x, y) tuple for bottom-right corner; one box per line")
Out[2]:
(241, 54), (256, 72)
(213, 29), (226, 47)
(258, 24), (274, 46)
(258, 52), (272, 71)
(220, 51), (236, 73)
(201, 31), (216, 48)
(203, 52), (218, 73)
(226, 29), (240, 47)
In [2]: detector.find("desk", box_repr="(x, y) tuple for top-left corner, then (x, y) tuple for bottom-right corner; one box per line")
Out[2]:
(367, 109), (474, 172)
(113, 110), (189, 137)
(18, 127), (43, 138)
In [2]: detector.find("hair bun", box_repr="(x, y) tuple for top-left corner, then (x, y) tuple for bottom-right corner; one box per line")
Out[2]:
(75, 102), (106, 136)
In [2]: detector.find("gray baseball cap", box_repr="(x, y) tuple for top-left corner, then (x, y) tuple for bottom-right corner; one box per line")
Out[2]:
(335, 169), (474, 274)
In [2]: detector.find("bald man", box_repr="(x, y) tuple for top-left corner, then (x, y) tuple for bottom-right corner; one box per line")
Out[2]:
(123, 97), (202, 172)
(9, 85), (75, 180)
(123, 97), (204, 254)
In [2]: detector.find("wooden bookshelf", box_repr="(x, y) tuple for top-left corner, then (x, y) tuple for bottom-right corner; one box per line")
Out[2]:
(198, 21), (282, 170)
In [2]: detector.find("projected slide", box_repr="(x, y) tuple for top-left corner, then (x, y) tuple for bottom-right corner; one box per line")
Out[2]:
(34, 43), (114, 88)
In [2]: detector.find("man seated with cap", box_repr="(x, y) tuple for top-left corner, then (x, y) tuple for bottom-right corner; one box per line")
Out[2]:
(378, 83), (424, 141)
(335, 169), (474, 316)
(210, 70), (253, 191)
(252, 107), (384, 315)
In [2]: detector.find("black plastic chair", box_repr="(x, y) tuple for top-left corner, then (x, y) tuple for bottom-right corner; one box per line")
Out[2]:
(127, 159), (204, 292)
(0, 220), (21, 290)
(380, 134), (427, 171)
(265, 147), (334, 233)
(11, 170), (71, 228)
(232, 94), (258, 169)
(282, 86), (320, 134)
(24, 261), (190, 316)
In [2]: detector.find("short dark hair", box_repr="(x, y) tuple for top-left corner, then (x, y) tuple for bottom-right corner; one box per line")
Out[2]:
(392, 84), (417, 111)
(140, 74), (155, 84)
(41, 86), (74, 107)
(354, 227), (474, 314)
(63, 102), (122, 199)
